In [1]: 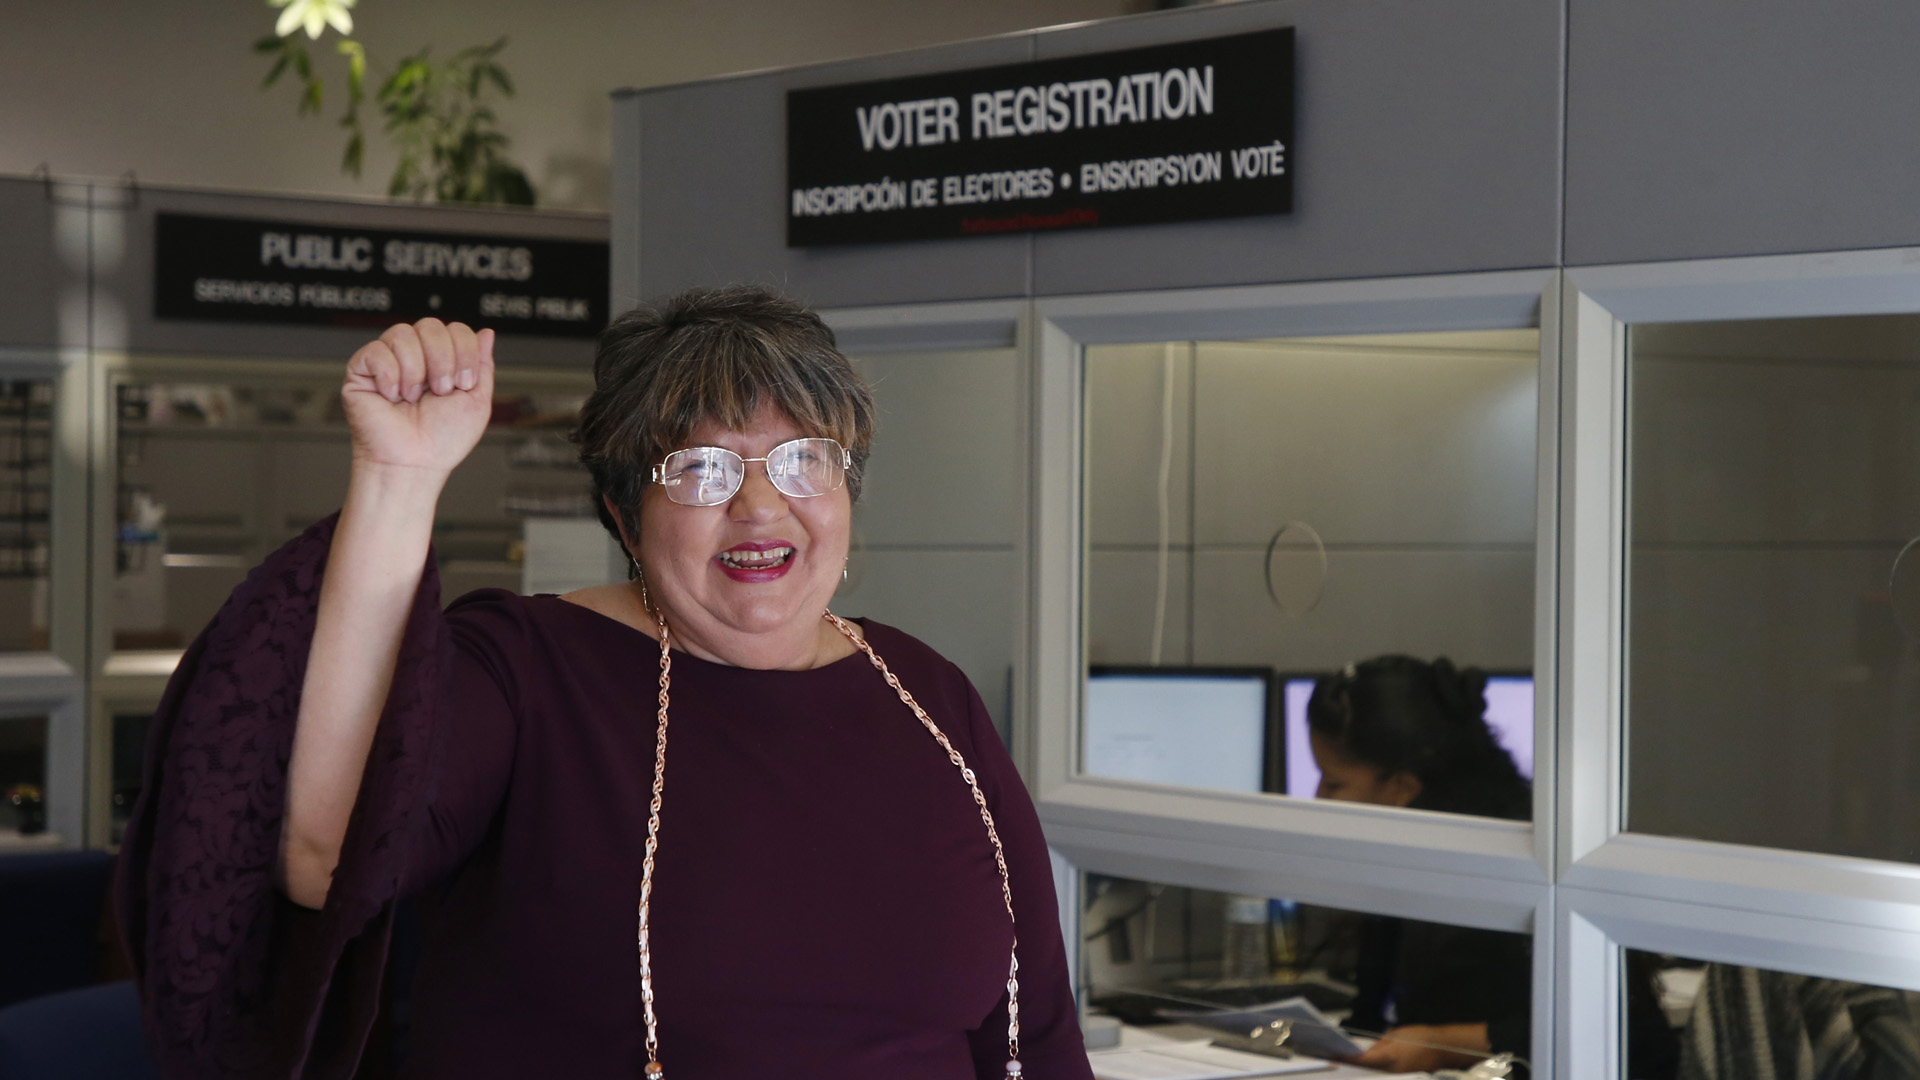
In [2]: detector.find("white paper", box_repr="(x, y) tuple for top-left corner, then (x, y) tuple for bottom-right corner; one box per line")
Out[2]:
(1088, 1040), (1330, 1080)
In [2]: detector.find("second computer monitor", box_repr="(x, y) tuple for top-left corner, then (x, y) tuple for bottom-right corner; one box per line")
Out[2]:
(1281, 674), (1535, 799)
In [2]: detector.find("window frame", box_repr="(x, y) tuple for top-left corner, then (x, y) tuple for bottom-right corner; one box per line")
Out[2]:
(1556, 254), (1920, 1078)
(1032, 269), (1563, 1073)
(0, 346), (85, 849)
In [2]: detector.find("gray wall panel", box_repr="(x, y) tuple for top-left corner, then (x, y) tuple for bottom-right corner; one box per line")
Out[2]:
(1193, 548), (1536, 673)
(1565, 0), (1920, 265)
(1085, 343), (1195, 549)
(849, 349), (1019, 546)
(0, 177), (67, 350)
(1191, 339), (1538, 546)
(832, 548), (1016, 737)
(627, 36), (1036, 311)
(93, 186), (604, 367)
(627, 0), (1561, 300)
(1086, 550), (1194, 667)
(1031, 0), (1562, 295)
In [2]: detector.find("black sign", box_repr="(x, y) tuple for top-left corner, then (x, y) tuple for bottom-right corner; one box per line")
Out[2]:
(154, 213), (609, 338)
(787, 28), (1293, 246)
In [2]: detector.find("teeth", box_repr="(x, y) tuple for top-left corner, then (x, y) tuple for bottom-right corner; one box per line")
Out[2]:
(719, 547), (793, 569)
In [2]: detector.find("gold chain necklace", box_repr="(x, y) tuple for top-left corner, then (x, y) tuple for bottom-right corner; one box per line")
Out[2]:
(636, 608), (1025, 1079)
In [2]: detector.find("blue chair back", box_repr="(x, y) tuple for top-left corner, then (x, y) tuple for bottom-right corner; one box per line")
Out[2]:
(0, 981), (158, 1080)
(0, 850), (117, 1009)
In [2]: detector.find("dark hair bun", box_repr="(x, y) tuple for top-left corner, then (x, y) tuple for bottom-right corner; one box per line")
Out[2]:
(1427, 658), (1490, 730)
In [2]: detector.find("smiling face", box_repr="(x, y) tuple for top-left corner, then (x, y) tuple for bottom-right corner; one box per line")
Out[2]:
(633, 401), (852, 668)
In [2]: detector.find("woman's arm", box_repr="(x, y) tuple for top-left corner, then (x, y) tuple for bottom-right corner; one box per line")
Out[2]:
(279, 318), (494, 909)
(1351, 1022), (1490, 1071)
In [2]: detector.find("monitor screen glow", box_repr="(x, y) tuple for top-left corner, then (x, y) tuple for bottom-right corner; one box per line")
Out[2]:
(1283, 676), (1534, 799)
(1083, 672), (1270, 794)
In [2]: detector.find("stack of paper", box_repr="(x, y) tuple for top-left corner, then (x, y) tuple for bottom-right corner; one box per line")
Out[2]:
(1163, 995), (1367, 1062)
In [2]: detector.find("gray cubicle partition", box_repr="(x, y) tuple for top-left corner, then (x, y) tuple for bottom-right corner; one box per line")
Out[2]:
(1564, 0), (1920, 265)
(612, 0), (1565, 310)
(0, 177), (71, 354)
(617, 0), (1920, 301)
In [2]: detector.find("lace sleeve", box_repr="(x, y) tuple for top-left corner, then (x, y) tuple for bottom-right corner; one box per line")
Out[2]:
(114, 513), (448, 1080)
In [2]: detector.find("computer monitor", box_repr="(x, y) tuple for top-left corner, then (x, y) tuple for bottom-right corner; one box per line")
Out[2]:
(1281, 673), (1534, 799)
(1083, 667), (1281, 794)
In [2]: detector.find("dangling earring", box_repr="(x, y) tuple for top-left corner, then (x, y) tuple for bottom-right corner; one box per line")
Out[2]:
(635, 563), (653, 614)
(843, 558), (849, 582)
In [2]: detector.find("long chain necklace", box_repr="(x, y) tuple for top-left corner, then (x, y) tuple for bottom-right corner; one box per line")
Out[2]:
(635, 607), (1025, 1080)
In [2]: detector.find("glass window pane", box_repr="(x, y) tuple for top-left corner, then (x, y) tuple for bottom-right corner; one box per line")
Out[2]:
(1623, 948), (1919, 1080)
(0, 714), (49, 842)
(0, 379), (54, 652)
(111, 374), (597, 653)
(106, 372), (602, 821)
(1084, 873), (1532, 1075)
(1628, 316), (1920, 862)
(1082, 331), (1540, 821)
(840, 350), (1018, 740)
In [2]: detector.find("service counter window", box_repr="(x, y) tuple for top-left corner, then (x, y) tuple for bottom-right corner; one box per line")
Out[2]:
(109, 370), (599, 652)
(103, 365), (601, 836)
(1081, 331), (1540, 821)
(1627, 316), (1920, 863)
(1082, 872), (1531, 1075)
(840, 348), (1019, 738)
(0, 379), (54, 652)
(0, 713), (50, 844)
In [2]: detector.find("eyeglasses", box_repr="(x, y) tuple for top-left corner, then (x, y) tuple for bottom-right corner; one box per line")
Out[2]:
(650, 437), (851, 506)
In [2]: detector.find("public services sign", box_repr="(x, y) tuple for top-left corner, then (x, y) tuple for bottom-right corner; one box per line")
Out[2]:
(786, 28), (1293, 245)
(154, 213), (609, 338)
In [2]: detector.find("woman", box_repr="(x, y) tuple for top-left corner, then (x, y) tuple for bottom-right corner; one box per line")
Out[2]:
(116, 287), (1092, 1080)
(1306, 655), (1532, 1074)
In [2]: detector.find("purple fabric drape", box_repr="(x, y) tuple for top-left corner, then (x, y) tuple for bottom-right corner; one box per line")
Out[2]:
(115, 514), (436, 1079)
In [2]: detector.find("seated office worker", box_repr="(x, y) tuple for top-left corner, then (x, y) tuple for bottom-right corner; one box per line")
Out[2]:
(115, 287), (1093, 1080)
(1678, 965), (1920, 1080)
(1306, 656), (1534, 1073)
(1307, 657), (1678, 1077)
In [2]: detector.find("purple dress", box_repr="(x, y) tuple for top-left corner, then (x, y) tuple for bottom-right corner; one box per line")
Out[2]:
(114, 516), (1092, 1080)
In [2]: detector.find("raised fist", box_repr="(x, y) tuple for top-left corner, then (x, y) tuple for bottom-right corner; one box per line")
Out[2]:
(342, 318), (496, 477)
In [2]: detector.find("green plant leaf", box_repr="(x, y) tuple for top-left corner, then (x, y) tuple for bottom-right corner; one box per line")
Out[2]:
(352, 36), (535, 207)
(338, 39), (365, 93)
(486, 162), (535, 206)
(293, 48), (312, 80)
(341, 131), (364, 177)
(254, 35), (286, 54)
(261, 53), (292, 88)
(301, 78), (324, 114)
